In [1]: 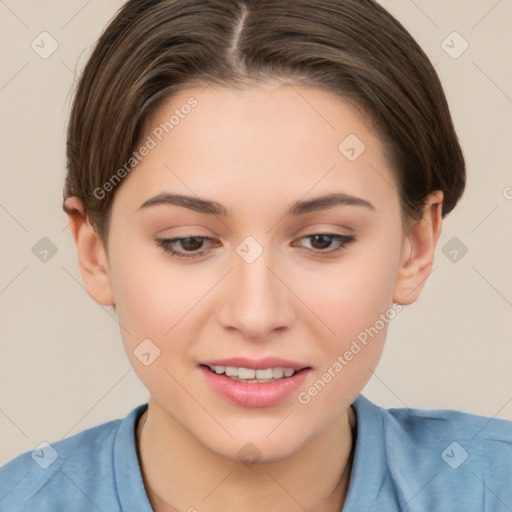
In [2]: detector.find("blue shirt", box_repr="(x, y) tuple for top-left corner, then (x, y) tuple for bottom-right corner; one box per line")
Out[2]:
(1, 394), (511, 511)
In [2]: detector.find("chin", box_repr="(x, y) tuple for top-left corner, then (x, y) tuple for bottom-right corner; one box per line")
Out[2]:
(198, 421), (312, 465)
(211, 438), (304, 465)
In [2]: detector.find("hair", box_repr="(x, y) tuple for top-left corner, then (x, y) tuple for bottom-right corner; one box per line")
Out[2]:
(63, 0), (466, 246)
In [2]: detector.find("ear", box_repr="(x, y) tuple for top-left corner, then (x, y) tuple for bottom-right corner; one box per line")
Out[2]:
(64, 196), (115, 306)
(392, 190), (443, 305)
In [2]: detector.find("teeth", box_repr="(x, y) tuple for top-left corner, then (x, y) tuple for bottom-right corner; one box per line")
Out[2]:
(273, 367), (284, 379)
(255, 368), (273, 379)
(225, 366), (238, 377)
(211, 365), (298, 381)
(238, 368), (256, 379)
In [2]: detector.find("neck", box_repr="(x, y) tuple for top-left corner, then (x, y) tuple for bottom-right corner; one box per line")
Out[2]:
(136, 399), (356, 512)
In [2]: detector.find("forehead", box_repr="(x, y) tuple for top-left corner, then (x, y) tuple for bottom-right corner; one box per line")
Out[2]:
(114, 82), (399, 216)
(152, 82), (378, 153)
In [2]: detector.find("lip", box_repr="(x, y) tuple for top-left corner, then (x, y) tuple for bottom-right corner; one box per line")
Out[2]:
(198, 363), (312, 408)
(199, 357), (310, 371)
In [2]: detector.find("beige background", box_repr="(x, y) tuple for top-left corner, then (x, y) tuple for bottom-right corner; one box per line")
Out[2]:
(1, 0), (511, 465)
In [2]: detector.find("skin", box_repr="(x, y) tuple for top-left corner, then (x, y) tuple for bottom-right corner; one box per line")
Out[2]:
(65, 82), (443, 512)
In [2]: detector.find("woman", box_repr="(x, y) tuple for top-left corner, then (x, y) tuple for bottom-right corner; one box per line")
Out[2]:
(1, 0), (510, 510)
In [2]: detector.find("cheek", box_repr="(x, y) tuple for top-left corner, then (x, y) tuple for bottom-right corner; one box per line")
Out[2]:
(294, 257), (400, 423)
(107, 234), (170, 352)
(297, 271), (393, 406)
(108, 255), (191, 398)
(302, 238), (401, 346)
(108, 242), (218, 365)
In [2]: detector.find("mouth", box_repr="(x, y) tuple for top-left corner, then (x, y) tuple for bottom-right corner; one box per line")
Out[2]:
(201, 364), (306, 382)
(198, 358), (312, 408)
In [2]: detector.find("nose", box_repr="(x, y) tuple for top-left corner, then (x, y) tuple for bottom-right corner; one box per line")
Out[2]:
(216, 243), (295, 341)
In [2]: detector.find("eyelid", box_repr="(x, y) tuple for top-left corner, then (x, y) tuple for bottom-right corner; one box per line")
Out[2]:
(155, 232), (355, 260)
(155, 236), (217, 260)
(292, 233), (355, 255)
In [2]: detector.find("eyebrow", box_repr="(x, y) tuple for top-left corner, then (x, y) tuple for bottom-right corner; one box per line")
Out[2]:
(138, 192), (375, 216)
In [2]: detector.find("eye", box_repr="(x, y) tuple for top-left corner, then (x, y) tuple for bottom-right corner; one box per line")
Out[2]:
(156, 236), (215, 260)
(156, 233), (355, 261)
(294, 234), (355, 255)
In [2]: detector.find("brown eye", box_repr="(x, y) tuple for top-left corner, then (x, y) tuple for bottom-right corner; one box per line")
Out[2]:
(156, 236), (214, 259)
(177, 237), (205, 251)
(309, 234), (336, 250)
(296, 234), (355, 255)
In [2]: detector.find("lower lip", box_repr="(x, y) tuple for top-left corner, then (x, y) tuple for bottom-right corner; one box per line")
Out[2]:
(199, 366), (311, 408)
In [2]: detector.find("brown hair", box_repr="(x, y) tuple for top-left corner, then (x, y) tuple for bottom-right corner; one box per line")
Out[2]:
(63, 0), (466, 245)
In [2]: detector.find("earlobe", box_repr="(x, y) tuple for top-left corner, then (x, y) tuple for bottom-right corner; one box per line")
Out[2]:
(392, 191), (443, 305)
(64, 197), (115, 306)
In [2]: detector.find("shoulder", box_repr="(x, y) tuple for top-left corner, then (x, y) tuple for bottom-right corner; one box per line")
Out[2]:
(0, 404), (146, 512)
(382, 400), (512, 465)
(353, 395), (512, 511)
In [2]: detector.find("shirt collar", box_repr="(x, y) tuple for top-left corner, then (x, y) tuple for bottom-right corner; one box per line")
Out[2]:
(113, 395), (390, 511)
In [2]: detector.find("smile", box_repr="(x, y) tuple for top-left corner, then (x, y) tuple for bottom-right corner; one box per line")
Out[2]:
(198, 363), (311, 407)
(205, 365), (297, 382)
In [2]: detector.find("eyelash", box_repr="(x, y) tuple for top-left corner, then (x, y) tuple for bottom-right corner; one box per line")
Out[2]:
(156, 233), (355, 260)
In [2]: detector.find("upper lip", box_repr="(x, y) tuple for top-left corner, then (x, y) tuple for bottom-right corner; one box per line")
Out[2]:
(199, 357), (311, 371)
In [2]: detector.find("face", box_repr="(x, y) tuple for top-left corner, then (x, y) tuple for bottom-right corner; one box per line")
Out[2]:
(105, 82), (408, 460)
